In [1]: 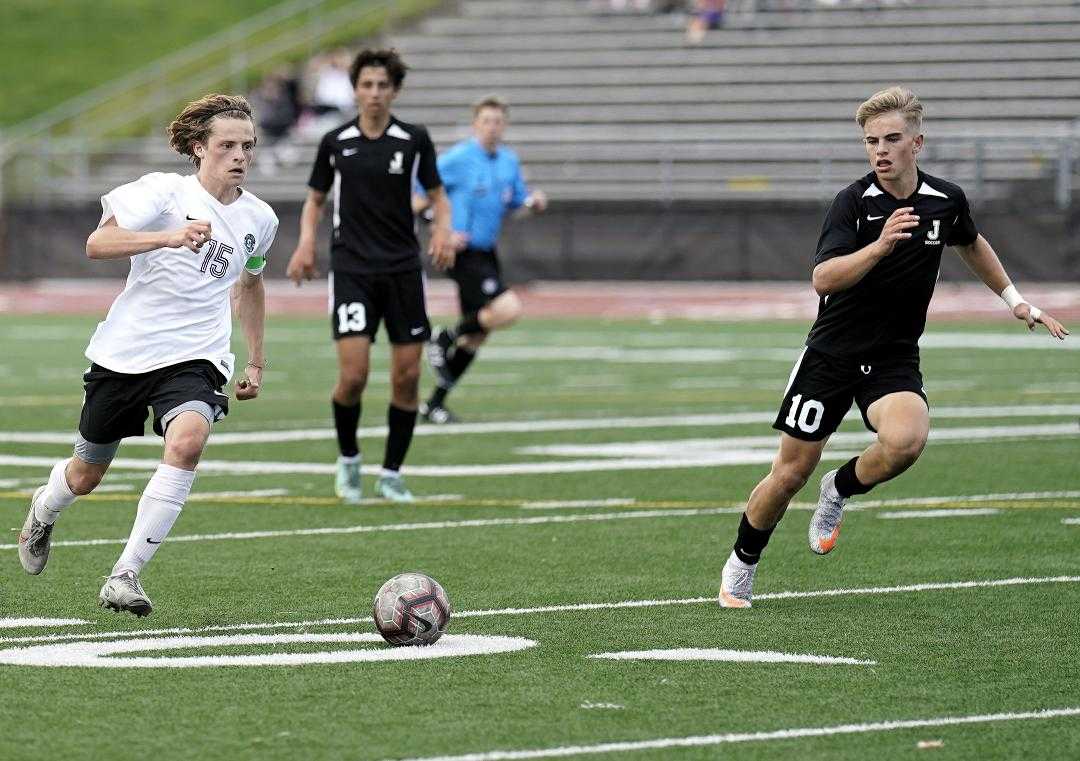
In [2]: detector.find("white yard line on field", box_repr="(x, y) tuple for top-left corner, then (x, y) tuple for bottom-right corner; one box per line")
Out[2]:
(587, 649), (876, 666)
(0, 492), (1074, 554)
(877, 509), (1001, 520)
(388, 707), (1080, 761)
(0, 618), (91, 629)
(1, 404), (1077, 448)
(2, 575), (1077, 646)
(1063, 518), (1080, 525)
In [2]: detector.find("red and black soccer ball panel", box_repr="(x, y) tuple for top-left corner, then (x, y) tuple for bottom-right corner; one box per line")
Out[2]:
(373, 572), (451, 646)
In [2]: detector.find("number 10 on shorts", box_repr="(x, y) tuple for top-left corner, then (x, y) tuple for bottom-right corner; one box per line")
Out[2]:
(337, 302), (366, 334)
(785, 394), (824, 434)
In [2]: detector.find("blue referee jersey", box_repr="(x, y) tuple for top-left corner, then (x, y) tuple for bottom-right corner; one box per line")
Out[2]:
(437, 138), (529, 251)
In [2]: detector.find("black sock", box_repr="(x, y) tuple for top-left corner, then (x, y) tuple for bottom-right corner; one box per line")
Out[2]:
(834, 456), (873, 498)
(383, 405), (417, 471)
(733, 513), (775, 565)
(332, 400), (360, 458)
(446, 346), (476, 385)
(428, 386), (449, 408)
(455, 312), (484, 336)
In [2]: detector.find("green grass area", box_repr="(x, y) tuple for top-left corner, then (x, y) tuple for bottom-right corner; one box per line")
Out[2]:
(1, 314), (1078, 760)
(0, 0), (440, 133)
(0, 1), (282, 127)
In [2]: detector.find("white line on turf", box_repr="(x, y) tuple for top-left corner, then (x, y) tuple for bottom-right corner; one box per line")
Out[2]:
(0, 507), (749, 551)
(387, 707), (1080, 761)
(586, 649), (876, 666)
(0, 491), (1074, 552)
(2, 404), (1077, 447)
(520, 499), (637, 510)
(3, 576), (1077, 646)
(0, 633), (538, 669)
(0, 618), (91, 629)
(1063, 518), (1080, 525)
(877, 508), (1001, 520)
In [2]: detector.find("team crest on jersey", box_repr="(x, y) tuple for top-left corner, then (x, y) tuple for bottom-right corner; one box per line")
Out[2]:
(388, 151), (404, 175)
(244, 234), (257, 254)
(925, 219), (942, 246)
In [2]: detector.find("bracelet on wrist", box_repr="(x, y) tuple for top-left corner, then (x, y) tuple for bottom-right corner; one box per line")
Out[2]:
(246, 360), (266, 370)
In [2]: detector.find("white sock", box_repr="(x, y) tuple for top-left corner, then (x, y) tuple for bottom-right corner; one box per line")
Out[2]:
(727, 550), (755, 571)
(338, 454), (360, 465)
(380, 468), (399, 479)
(111, 464), (195, 577)
(34, 459), (78, 525)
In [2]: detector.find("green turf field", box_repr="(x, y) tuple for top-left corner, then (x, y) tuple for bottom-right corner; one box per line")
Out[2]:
(1, 314), (1078, 761)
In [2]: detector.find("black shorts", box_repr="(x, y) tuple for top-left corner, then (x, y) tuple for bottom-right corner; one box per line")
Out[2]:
(772, 347), (928, 442)
(79, 360), (228, 443)
(330, 269), (431, 343)
(448, 248), (507, 314)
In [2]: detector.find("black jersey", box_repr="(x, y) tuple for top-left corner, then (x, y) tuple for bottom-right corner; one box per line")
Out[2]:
(308, 116), (441, 275)
(805, 170), (979, 360)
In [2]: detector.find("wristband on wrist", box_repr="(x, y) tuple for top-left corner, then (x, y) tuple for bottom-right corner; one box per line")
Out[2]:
(246, 360), (265, 370)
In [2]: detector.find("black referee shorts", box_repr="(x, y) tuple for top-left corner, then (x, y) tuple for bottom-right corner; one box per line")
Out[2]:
(772, 347), (928, 442)
(330, 269), (431, 344)
(79, 360), (228, 443)
(448, 248), (508, 314)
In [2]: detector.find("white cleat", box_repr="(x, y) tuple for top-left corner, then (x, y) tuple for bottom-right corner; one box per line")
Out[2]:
(335, 458), (362, 504)
(18, 486), (54, 575)
(809, 469), (847, 555)
(99, 571), (153, 617)
(718, 551), (756, 608)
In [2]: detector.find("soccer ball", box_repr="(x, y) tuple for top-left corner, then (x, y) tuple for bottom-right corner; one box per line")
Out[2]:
(372, 572), (451, 646)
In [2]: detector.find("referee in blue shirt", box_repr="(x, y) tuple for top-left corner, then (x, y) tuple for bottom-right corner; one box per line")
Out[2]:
(417, 95), (547, 424)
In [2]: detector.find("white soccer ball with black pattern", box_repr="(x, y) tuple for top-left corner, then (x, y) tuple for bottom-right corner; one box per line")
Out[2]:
(373, 572), (451, 646)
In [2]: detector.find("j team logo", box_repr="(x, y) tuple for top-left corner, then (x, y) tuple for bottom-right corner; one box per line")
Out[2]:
(388, 151), (404, 175)
(925, 219), (942, 246)
(244, 234), (256, 254)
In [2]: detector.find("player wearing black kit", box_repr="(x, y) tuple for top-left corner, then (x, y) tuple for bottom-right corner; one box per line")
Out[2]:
(717, 87), (1069, 608)
(286, 49), (454, 504)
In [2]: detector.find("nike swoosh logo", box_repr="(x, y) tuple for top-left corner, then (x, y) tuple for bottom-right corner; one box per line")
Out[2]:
(146, 539), (162, 545)
(867, 215), (884, 221)
(342, 148), (358, 156)
(410, 327), (425, 335)
(186, 215), (199, 221)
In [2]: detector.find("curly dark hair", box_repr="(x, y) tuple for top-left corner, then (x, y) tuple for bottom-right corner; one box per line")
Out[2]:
(348, 48), (408, 90)
(167, 94), (254, 167)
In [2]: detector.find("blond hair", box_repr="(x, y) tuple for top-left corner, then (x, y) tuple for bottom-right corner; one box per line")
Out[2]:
(472, 94), (509, 119)
(167, 94), (254, 167)
(855, 86), (923, 131)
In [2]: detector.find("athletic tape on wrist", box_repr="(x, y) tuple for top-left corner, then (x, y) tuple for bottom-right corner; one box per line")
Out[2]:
(1000, 284), (1025, 310)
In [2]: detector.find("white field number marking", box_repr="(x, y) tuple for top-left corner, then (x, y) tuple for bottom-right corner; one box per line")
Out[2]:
(0, 632), (536, 669)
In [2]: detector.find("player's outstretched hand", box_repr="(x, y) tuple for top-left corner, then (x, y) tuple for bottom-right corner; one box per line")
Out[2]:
(1014, 303), (1069, 340)
(285, 246), (319, 286)
(878, 207), (919, 254)
(167, 220), (212, 253)
(429, 227), (456, 270)
(235, 365), (261, 401)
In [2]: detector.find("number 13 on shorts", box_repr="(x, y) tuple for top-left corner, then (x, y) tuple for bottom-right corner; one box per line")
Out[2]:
(337, 302), (366, 334)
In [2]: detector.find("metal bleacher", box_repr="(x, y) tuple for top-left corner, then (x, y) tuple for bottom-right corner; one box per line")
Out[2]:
(10, 0), (1080, 205)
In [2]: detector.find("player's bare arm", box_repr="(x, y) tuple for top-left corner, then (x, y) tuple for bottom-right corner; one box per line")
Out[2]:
(812, 207), (919, 296)
(86, 216), (212, 259)
(954, 235), (1070, 340)
(426, 186), (456, 270)
(286, 189), (327, 285)
(234, 268), (266, 400)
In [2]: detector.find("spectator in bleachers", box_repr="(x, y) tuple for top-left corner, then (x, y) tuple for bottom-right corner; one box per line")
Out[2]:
(687, 0), (725, 43)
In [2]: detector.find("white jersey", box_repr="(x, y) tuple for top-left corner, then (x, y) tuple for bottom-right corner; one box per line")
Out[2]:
(86, 173), (278, 380)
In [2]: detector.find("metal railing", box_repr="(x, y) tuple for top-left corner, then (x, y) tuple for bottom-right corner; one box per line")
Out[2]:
(4, 132), (1076, 207)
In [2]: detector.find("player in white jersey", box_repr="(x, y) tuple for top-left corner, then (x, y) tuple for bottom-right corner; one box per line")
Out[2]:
(16, 94), (279, 617)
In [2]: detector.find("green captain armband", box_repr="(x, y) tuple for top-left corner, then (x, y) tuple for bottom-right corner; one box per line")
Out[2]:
(244, 255), (266, 272)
